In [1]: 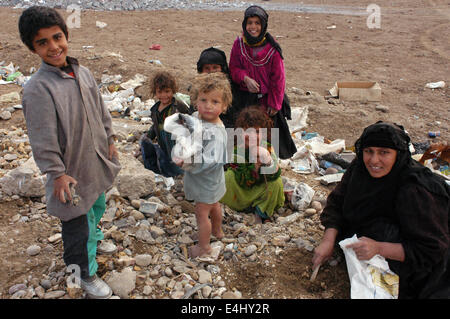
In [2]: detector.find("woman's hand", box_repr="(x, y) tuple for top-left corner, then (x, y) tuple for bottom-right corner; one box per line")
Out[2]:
(346, 237), (380, 260)
(312, 239), (335, 270)
(243, 76), (260, 93)
(312, 228), (338, 269)
(266, 107), (278, 117)
(53, 174), (77, 203)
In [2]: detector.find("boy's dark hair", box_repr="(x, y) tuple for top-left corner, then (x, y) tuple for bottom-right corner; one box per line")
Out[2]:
(18, 6), (69, 51)
(150, 71), (178, 97)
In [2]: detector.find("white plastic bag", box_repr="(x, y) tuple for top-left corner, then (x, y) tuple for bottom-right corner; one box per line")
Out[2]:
(339, 235), (399, 299)
(163, 113), (203, 170)
(290, 181), (315, 211)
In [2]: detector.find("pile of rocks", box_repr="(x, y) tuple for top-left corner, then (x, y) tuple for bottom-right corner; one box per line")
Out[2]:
(0, 0), (250, 11)
(1, 114), (332, 299)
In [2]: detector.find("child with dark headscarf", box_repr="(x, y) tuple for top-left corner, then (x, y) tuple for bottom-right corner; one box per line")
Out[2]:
(313, 121), (450, 299)
(195, 47), (240, 129)
(229, 5), (297, 159)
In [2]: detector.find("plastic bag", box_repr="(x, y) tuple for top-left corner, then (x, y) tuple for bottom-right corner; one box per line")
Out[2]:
(339, 235), (399, 299)
(290, 181), (315, 211)
(163, 113), (203, 170)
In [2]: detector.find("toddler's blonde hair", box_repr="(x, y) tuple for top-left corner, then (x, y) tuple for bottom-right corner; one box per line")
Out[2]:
(190, 72), (232, 112)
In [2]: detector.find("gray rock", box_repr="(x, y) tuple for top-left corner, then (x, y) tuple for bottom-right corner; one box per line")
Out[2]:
(106, 267), (136, 299)
(9, 283), (27, 295)
(4, 153), (17, 161)
(40, 279), (52, 290)
(375, 104), (390, 113)
(135, 228), (155, 243)
(0, 110), (12, 120)
(113, 152), (156, 199)
(244, 245), (257, 257)
(26, 244), (41, 256)
(44, 290), (66, 299)
(135, 254), (152, 267)
(0, 157), (46, 197)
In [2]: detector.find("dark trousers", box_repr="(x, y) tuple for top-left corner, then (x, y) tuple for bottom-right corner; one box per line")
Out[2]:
(61, 213), (90, 279)
(60, 193), (106, 280)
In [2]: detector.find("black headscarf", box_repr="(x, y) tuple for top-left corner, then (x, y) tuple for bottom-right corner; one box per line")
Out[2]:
(196, 47), (230, 75)
(242, 5), (284, 59)
(342, 121), (449, 240)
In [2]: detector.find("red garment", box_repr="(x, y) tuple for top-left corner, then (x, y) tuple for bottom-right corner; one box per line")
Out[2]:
(229, 36), (285, 111)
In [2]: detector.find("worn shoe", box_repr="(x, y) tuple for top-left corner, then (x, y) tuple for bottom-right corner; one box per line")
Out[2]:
(80, 275), (112, 299)
(97, 240), (117, 255)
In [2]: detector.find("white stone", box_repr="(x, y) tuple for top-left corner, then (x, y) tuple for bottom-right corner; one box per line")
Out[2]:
(0, 157), (46, 197)
(0, 110), (12, 120)
(48, 233), (62, 243)
(113, 152), (155, 199)
(106, 267), (136, 299)
(198, 270), (212, 284)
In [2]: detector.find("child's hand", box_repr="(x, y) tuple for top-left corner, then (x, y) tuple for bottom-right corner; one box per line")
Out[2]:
(173, 157), (184, 167)
(251, 146), (272, 165)
(53, 174), (77, 204)
(109, 143), (119, 160)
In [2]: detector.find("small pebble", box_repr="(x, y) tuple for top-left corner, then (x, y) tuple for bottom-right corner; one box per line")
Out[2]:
(26, 245), (41, 256)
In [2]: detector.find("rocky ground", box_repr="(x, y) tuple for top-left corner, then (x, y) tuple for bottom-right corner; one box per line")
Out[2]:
(0, 0), (449, 300)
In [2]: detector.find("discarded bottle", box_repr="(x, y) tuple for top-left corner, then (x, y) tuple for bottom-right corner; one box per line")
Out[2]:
(301, 131), (318, 140)
(319, 160), (343, 171)
(428, 131), (441, 138)
(322, 152), (352, 169)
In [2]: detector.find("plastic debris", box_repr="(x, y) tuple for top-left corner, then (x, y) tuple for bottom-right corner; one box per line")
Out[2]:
(149, 44), (161, 50)
(315, 173), (344, 185)
(96, 21), (108, 28)
(425, 81), (445, 89)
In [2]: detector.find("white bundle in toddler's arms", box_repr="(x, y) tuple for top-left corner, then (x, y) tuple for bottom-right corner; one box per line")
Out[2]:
(164, 113), (203, 169)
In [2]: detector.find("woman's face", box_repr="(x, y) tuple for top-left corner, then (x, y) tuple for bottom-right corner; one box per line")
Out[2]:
(246, 16), (262, 38)
(363, 147), (397, 178)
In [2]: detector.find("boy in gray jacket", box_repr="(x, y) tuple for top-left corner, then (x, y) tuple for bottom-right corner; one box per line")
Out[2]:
(18, 6), (121, 298)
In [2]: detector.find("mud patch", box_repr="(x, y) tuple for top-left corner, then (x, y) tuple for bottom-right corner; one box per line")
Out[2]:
(221, 247), (350, 299)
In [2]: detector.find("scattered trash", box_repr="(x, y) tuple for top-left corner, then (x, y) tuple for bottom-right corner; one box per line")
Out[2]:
(120, 74), (147, 90)
(425, 81), (445, 89)
(315, 173), (344, 185)
(149, 59), (163, 66)
(96, 21), (108, 28)
(289, 145), (320, 174)
(286, 106), (308, 133)
(329, 81), (381, 102)
(428, 131), (441, 138)
(82, 45), (94, 50)
(321, 152), (352, 169)
(149, 44), (161, 50)
(289, 181), (315, 211)
(307, 138), (346, 156)
(326, 25), (337, 29)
